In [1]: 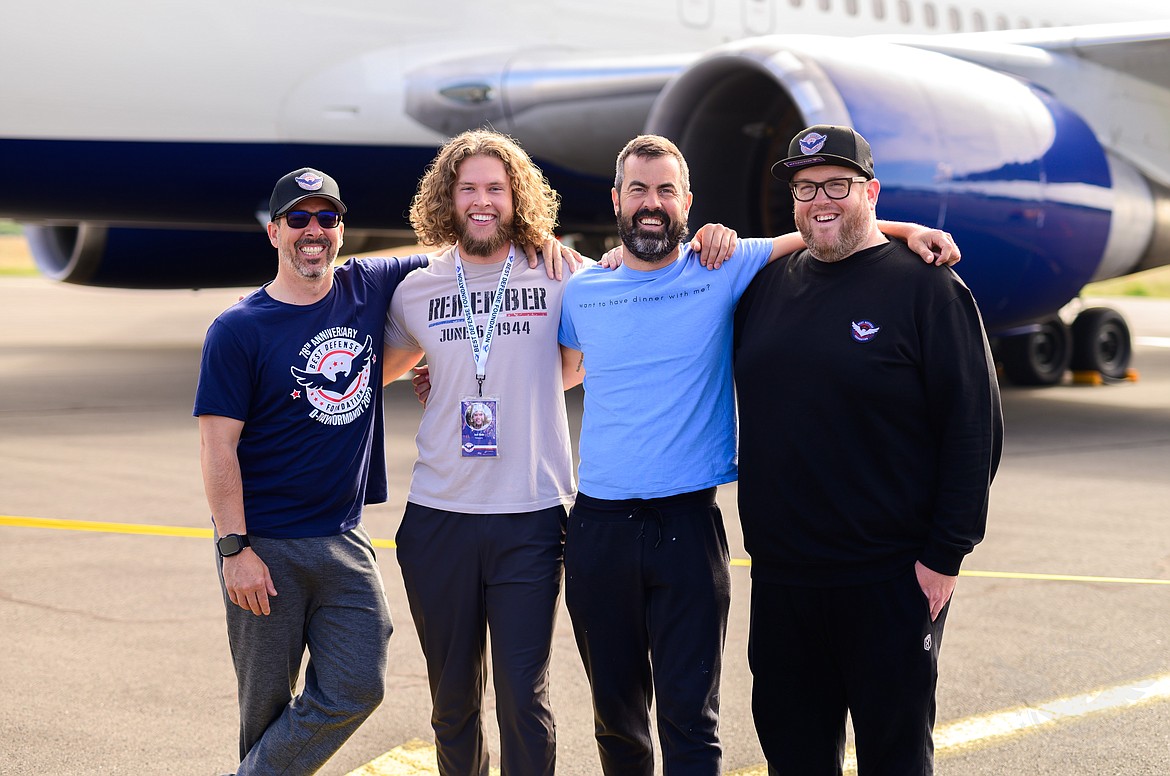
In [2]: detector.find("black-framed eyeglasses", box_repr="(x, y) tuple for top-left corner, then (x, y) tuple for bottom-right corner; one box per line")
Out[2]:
(789, 177), (869, 202)
(282, 210), (343, 229)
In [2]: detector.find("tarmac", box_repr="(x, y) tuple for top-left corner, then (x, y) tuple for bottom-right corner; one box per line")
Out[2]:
(1, 278), (1168, 775)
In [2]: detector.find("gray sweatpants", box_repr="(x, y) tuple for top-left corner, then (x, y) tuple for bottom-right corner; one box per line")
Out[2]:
(217, 525), (393, 776)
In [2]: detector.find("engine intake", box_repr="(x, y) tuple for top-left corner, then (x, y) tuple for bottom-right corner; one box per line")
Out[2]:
(646, 36), (1166, 331)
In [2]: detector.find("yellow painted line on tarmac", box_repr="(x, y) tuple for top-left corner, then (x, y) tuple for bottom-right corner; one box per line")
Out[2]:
(5, 516), (1170, 587)
(734, 556), (1170, 586)
(960, 568), (1170, 586)
(0, 514), (212, 538)
(0, 515), (391, 545)
(343, 739), (486, 776)
(5, 514), (1169, 773)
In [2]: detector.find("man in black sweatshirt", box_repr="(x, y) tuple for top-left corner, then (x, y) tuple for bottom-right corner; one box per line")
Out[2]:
(733, 124), (1003, 775)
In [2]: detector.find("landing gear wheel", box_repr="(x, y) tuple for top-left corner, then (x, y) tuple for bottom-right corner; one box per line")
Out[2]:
(999, 316), (1071, 386)
(1070, 307), (1132, 379)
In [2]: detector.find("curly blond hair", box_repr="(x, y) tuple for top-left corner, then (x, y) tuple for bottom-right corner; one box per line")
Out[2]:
(410, 129), (560, 248)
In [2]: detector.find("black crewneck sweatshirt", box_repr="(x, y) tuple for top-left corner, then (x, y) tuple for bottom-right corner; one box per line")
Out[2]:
(733, 241), (1003, 586)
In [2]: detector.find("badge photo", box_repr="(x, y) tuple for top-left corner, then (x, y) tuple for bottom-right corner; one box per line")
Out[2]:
(460, 397), (499, 457)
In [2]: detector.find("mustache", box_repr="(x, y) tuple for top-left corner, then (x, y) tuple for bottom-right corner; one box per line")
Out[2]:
(296, 236), (332, 248)
(632, 207), (670, 226)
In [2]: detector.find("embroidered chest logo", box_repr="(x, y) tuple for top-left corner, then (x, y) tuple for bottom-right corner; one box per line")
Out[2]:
(851, 320), (881, 343)
(290, 329), (375, 426)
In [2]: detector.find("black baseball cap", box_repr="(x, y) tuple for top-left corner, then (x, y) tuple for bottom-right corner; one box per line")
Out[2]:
(269, 168), (347, 220)
(771, 125), (875, 181)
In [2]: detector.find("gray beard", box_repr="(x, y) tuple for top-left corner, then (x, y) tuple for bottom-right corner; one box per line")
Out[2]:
(287, 237), (336, 279)
(617, 207), (689, 264)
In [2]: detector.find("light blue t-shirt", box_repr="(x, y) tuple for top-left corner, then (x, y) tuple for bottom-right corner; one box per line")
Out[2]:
(559, 238), (773, 499)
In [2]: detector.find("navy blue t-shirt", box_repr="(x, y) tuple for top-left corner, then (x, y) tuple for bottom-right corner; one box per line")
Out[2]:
(194, 257), (425, 538)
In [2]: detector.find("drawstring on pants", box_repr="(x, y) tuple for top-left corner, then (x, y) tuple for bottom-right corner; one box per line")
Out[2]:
(631, 506), (664, 548)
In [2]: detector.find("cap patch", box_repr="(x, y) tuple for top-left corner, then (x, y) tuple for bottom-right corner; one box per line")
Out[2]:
(799, 132), (829, 155)
(295, 172), (325, 191)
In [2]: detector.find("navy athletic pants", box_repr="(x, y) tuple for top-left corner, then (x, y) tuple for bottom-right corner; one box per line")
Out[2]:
(565, 487), (732, 776)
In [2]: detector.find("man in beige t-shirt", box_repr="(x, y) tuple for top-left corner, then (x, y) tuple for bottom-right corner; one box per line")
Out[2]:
(383, 130), (582, 776)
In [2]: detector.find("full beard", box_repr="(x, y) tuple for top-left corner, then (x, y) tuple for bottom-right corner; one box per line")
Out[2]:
(617, 206), (689, 264)
(457, 214), (513, 258)
(796, 205), (870, 264)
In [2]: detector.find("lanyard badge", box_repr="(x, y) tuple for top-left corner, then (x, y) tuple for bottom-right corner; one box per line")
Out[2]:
(454, 247), (513, 458)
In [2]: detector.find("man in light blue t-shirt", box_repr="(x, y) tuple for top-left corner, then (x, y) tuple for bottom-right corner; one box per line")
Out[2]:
(557, 134), (959, 775)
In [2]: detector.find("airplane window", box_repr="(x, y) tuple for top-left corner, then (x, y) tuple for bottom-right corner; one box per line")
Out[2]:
(995, 14), (1008, 29)
(1018, 18), (1031, 27)
(789, 0), (802, 7)
(846, 0), (858, 15)
(948, 6), (961, 30)
(972, 10), (986, 30)
(898, 0), (911, 23)
(923, 2), (937, 27)
(819, 0), (830, 11)
(873, 0), (885, 19)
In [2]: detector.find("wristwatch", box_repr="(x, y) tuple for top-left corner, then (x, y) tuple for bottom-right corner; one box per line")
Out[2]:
(216, 533), (251, 557)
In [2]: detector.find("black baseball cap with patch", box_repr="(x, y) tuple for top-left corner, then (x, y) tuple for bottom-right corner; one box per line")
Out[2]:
(269, 168), (347, 220)
(771, 125), (875, 181)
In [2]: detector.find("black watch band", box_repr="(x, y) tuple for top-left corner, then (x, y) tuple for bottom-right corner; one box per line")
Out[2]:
(216, 533), (251, 558)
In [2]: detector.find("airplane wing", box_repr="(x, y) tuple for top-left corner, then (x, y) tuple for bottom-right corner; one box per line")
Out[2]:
(881, 22), (1170, 187)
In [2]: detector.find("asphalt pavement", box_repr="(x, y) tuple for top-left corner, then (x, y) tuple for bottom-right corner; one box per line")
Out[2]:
(0, 279), (1167, 775)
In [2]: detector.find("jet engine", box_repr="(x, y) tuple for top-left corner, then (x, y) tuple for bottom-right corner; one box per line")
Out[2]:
(22, 223), (417, 289)
(643, 36), (1170, 383)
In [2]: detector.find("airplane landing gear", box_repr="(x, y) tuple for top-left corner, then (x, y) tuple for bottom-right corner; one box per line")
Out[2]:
(1069, 307), (1132, 379)
(997, 306), (1133, 386)
(999, 316), (1072, 386)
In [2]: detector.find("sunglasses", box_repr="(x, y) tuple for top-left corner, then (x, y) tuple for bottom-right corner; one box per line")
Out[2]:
(282, 210), (343, 229)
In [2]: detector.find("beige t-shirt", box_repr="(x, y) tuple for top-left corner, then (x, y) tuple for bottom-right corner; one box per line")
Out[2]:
(384, 246), (575, 513)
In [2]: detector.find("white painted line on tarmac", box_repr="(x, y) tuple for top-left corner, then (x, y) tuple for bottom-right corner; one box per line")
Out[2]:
(342, 674), (1170, 775)
(727, 673), (1170, 775)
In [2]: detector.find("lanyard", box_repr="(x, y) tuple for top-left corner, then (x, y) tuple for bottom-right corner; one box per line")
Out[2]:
(454, 245), (514, 397)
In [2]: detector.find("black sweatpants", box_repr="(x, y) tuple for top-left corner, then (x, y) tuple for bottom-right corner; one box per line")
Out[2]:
(396, 502), (565, 776)
(565, 487), (732, 776)
(749, 567), (949, 776)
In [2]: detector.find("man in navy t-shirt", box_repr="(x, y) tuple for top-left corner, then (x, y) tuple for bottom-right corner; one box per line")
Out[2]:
(194, 168), (427, 775)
